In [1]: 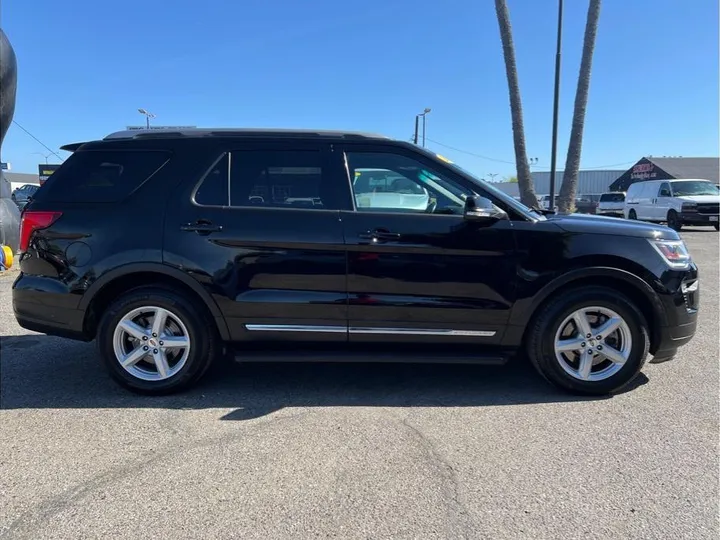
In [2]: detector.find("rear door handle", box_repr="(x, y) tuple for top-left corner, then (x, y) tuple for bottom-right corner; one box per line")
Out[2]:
(181, 221), (223, 235)
(358, 229), (401, 243)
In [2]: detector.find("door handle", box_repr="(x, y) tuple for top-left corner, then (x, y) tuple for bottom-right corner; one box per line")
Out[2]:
(358, 229), (401, 243)
(180, 220), (223, 235)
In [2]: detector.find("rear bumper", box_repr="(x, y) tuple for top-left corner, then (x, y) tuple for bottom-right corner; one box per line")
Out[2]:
(679, 212), (719, 225)
(12, 275), (90, 341)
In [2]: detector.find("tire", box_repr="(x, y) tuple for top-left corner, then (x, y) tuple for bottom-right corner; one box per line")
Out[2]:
(713, 222), (719, 231)
(526, 286), (650, 395)
(667, 210), (682, 231)
(628, 209), (637, 220)
(96, 286), (221, 395)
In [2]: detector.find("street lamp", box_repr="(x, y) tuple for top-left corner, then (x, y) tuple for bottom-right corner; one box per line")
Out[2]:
(138, 108), (156, 129)
(32, 151), (53, 164)
(413, 108), (432, 146)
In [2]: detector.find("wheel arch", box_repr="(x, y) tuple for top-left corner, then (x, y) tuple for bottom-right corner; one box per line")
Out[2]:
(513, 266), (667, 355)
(80, 262), (230, 341)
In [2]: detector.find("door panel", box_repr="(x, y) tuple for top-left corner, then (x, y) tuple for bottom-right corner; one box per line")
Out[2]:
(163, 141), (350, 343)
(337, 145), (518, 345)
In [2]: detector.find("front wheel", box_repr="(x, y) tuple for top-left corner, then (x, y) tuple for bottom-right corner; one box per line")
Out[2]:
(667, 210), (682, 231)
(628, 209), (637, 220)
(526, 287), (650, 395)
(96, 287), (221, 395)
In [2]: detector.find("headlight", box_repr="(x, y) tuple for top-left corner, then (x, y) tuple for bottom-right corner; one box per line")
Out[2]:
(681, 202), (698, 212)
(648, 239), (692, 269)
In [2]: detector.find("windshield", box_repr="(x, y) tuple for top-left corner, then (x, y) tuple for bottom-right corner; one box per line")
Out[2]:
(413, 146), (546, 220)
(670, 181), (719, 196)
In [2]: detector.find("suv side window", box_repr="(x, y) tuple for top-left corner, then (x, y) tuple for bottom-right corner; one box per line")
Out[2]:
(658, 182), (672, 197)
(226, 149), (344, 210)
(194, 154), (230, 206)
(346, 151), (471, 215)
(34, 149), (171, 203)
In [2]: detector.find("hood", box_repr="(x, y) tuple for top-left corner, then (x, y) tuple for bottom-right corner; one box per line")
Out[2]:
(546, 212), (680, 240)
(676, 195), (720, 203)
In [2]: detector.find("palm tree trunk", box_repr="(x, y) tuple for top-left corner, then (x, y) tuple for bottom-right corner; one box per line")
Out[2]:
(557, 0), (602, 213)
(494, 0), (537, 208)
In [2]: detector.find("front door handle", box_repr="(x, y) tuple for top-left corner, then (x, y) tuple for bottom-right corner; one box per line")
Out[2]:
(180, 220), (223, 235)
(358, 229), (401, 243)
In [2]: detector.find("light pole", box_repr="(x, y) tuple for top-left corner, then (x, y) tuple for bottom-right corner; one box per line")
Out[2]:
(487, 173), (499, 182)
(549, 0), (563, 211)
(32, 151), (53, 164)
(138, 108), (156, 129)
(419, 108), (431, 147)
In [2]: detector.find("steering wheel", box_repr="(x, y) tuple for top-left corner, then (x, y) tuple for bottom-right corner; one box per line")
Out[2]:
(425, 199), (437, 214)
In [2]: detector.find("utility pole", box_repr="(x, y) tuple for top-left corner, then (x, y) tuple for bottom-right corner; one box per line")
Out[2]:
(549, 0), (563, 211)
(413, 115), (419, 145)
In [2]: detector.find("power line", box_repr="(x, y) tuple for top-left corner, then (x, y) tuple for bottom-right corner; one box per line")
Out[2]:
(11, 120), (65, 162)
(425, 137), (636, 171)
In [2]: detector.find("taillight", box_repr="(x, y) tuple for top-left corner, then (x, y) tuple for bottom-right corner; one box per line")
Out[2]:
(19, 211), (62, 252)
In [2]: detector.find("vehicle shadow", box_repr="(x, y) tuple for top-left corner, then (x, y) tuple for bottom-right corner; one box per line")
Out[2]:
(0, 334), (648, 420)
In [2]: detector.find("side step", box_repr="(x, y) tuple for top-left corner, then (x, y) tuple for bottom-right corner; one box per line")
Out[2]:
(232, 345), (511, 365)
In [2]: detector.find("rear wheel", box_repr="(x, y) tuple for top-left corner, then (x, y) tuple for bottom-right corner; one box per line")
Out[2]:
(526, 287), (650, 395)
(628, 209), (637, 220)
(97, 287), (220, 395)
(667, 210), (682, 231)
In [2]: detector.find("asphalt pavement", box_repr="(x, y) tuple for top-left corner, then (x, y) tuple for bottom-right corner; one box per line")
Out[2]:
(1, 229), (718, 539)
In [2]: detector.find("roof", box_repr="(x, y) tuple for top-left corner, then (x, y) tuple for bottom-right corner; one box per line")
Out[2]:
(102, 127), (391, 141)
(3, 172), (39, 184)
(647, 157), (719, 183)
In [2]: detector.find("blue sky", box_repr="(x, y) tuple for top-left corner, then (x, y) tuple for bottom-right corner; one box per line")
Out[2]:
(1, 0), (718, 179)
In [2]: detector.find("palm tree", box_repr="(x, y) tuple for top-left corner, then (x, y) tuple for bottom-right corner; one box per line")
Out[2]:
(557, 0), (602, 213)
(494, 0), (537, 208)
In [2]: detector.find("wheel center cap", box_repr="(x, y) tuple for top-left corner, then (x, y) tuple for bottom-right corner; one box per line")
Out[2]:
(149, 338), (158, 347)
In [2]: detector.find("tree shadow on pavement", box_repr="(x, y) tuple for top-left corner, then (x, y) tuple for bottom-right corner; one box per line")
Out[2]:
(0, 334), (648, 420)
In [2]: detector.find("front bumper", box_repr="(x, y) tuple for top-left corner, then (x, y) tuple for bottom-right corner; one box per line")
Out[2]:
(650, 269), (699, 361)
(679, 212), (719, 225)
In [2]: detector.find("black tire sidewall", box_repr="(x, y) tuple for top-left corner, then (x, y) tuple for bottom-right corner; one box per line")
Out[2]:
(529, 288), (649, 395)
(97, 287), (218, 394)
(667, 210), (682, 231)
(628, 210), (637, 219)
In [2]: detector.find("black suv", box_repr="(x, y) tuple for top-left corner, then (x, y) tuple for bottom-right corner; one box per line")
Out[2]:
(13, 128), (699, 395)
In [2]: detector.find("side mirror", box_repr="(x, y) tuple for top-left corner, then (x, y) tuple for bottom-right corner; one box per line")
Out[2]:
(463, 196), (508, 222)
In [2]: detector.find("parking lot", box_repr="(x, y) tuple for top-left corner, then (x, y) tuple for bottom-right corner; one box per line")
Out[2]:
(0, 229), (717, 539)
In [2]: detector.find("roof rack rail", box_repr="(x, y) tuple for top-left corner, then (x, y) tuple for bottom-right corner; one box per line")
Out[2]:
(102, 127), (390, 141)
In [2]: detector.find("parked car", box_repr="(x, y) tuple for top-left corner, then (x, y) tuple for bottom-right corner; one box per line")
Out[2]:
(13, 128), (699, 396)
(11, 183), (39, 210)
(597, 192), (626, 217)
(575, 194), (602, 214)
(623, 178), (720, 231)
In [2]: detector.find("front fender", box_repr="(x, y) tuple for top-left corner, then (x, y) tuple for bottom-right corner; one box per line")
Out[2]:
(508, 266), (667, 328)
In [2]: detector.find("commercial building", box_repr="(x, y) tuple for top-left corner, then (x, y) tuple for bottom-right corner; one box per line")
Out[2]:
(609, 157), (719, 191)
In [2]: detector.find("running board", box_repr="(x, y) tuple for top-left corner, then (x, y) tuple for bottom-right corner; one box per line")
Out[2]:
(231, 349), (510, 365)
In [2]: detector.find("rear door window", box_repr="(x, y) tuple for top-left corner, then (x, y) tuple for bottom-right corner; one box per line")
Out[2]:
(35, 149), (171, 203)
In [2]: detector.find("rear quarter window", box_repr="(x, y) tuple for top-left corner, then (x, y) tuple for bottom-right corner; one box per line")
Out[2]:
(34, 149), (171, 203)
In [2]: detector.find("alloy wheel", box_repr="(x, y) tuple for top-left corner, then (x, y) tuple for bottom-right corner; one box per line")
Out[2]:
(112, 305), (191, 381)
(553, 306), (632, 382)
